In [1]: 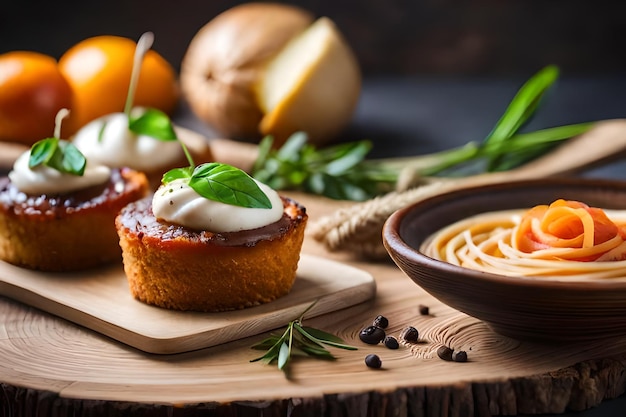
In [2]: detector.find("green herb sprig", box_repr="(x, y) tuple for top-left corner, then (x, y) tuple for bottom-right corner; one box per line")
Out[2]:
(250, 301), (357, 376)
(251, 65), (594, 201)
(253, 133), (396, 201)
(29, 137), (87, 176)
(163, 162), (272, 209)
(29, 108), (86, 176)
(123, 32), (178, 142)
(97, 32), (179, 143)
(128, 108), (178, 141)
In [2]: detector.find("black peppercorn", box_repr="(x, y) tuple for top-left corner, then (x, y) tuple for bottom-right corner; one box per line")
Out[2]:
(452, 350), (468, 362)
(436, 345), (454, 361)
(400, 326), (419, 343)
(372, 315), (389, 329)
(418, 304), (430, 315)
(359, 325), (385, 344)
(383, 336), (399, 349)
(365, 353), (382, 369)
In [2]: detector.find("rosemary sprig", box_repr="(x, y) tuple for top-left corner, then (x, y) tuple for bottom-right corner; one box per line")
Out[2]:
(250, 301), (357, 375)
(251, 66), (595, 201)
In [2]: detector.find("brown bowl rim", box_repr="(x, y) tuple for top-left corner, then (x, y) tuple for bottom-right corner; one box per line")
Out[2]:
(383, 177), (626, 292)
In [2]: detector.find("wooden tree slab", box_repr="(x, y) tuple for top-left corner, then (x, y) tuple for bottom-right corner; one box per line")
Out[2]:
(1, 193), (626, 417)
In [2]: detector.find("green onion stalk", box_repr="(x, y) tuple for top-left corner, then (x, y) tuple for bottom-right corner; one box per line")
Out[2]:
(252, 66), (594, 202)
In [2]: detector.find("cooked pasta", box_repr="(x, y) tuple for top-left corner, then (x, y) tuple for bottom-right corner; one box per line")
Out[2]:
(421, 199), (626, 280)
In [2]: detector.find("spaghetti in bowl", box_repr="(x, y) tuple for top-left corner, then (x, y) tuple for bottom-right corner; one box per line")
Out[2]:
(382, 178), (626, 342)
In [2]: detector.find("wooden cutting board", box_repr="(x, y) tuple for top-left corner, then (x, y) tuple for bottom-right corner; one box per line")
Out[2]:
(0, 253), (375, 354)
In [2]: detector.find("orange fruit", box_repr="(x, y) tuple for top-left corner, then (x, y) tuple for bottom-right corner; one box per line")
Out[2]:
(58, 35), (179, 136)
(0, 51), (73, 145)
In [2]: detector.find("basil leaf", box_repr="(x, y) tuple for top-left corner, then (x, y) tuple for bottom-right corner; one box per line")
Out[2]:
(28, 138), (86, 176)
(129, 108), (178, 141)
(161, 167), (193, 184)
(29, 138), (58, 168)
(188, 163), (272, 209)
(54, 141), (87, 175)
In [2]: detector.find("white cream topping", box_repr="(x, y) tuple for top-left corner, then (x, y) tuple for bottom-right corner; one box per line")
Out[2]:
(8, 150), (111, 195)
(152, 178), (284, 232)
(71, 111), (183, 172)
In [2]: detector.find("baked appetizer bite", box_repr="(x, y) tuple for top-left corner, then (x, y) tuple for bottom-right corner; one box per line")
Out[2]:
(0, 136), (149, 271)
(71, 32), (212, 189)
(71, 107), (213, 189)
(115, 162), (308, 312)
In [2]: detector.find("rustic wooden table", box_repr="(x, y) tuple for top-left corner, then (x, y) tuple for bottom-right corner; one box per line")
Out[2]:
(2, 76), (626, 416)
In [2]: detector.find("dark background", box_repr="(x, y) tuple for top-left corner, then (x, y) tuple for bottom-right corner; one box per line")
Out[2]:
(2, 0), (626, 77)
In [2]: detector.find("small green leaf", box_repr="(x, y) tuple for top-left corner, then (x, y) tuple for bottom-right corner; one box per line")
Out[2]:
(298, 344), (336, 359)
(252, 135), (275, 174)
(290, 345), (314, 357)
(28, 138), (86, 176)
(276, 131), (308, 161)
(250, 335), (282, 351)
(29, 138), (59, 168)
(162, 167), (193, 184)
(296, 325), (358, 350)
(129, 108), (178, 141)
(300, 326), (354, 346)
(188, 163), (272, 209)
(251, 132), (392, 201)
(55, 141), (87, 175)
(322, 141), (372, 176)
(250, 328), (290, 363)
(277, 341), (290, 370)
(249, 351), (276, 364)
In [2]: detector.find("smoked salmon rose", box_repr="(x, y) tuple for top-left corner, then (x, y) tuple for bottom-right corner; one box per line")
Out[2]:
(513, 199), (626, 261)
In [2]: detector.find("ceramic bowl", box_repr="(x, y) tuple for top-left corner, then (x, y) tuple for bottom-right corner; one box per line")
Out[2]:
(382, 177), (626, 343)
